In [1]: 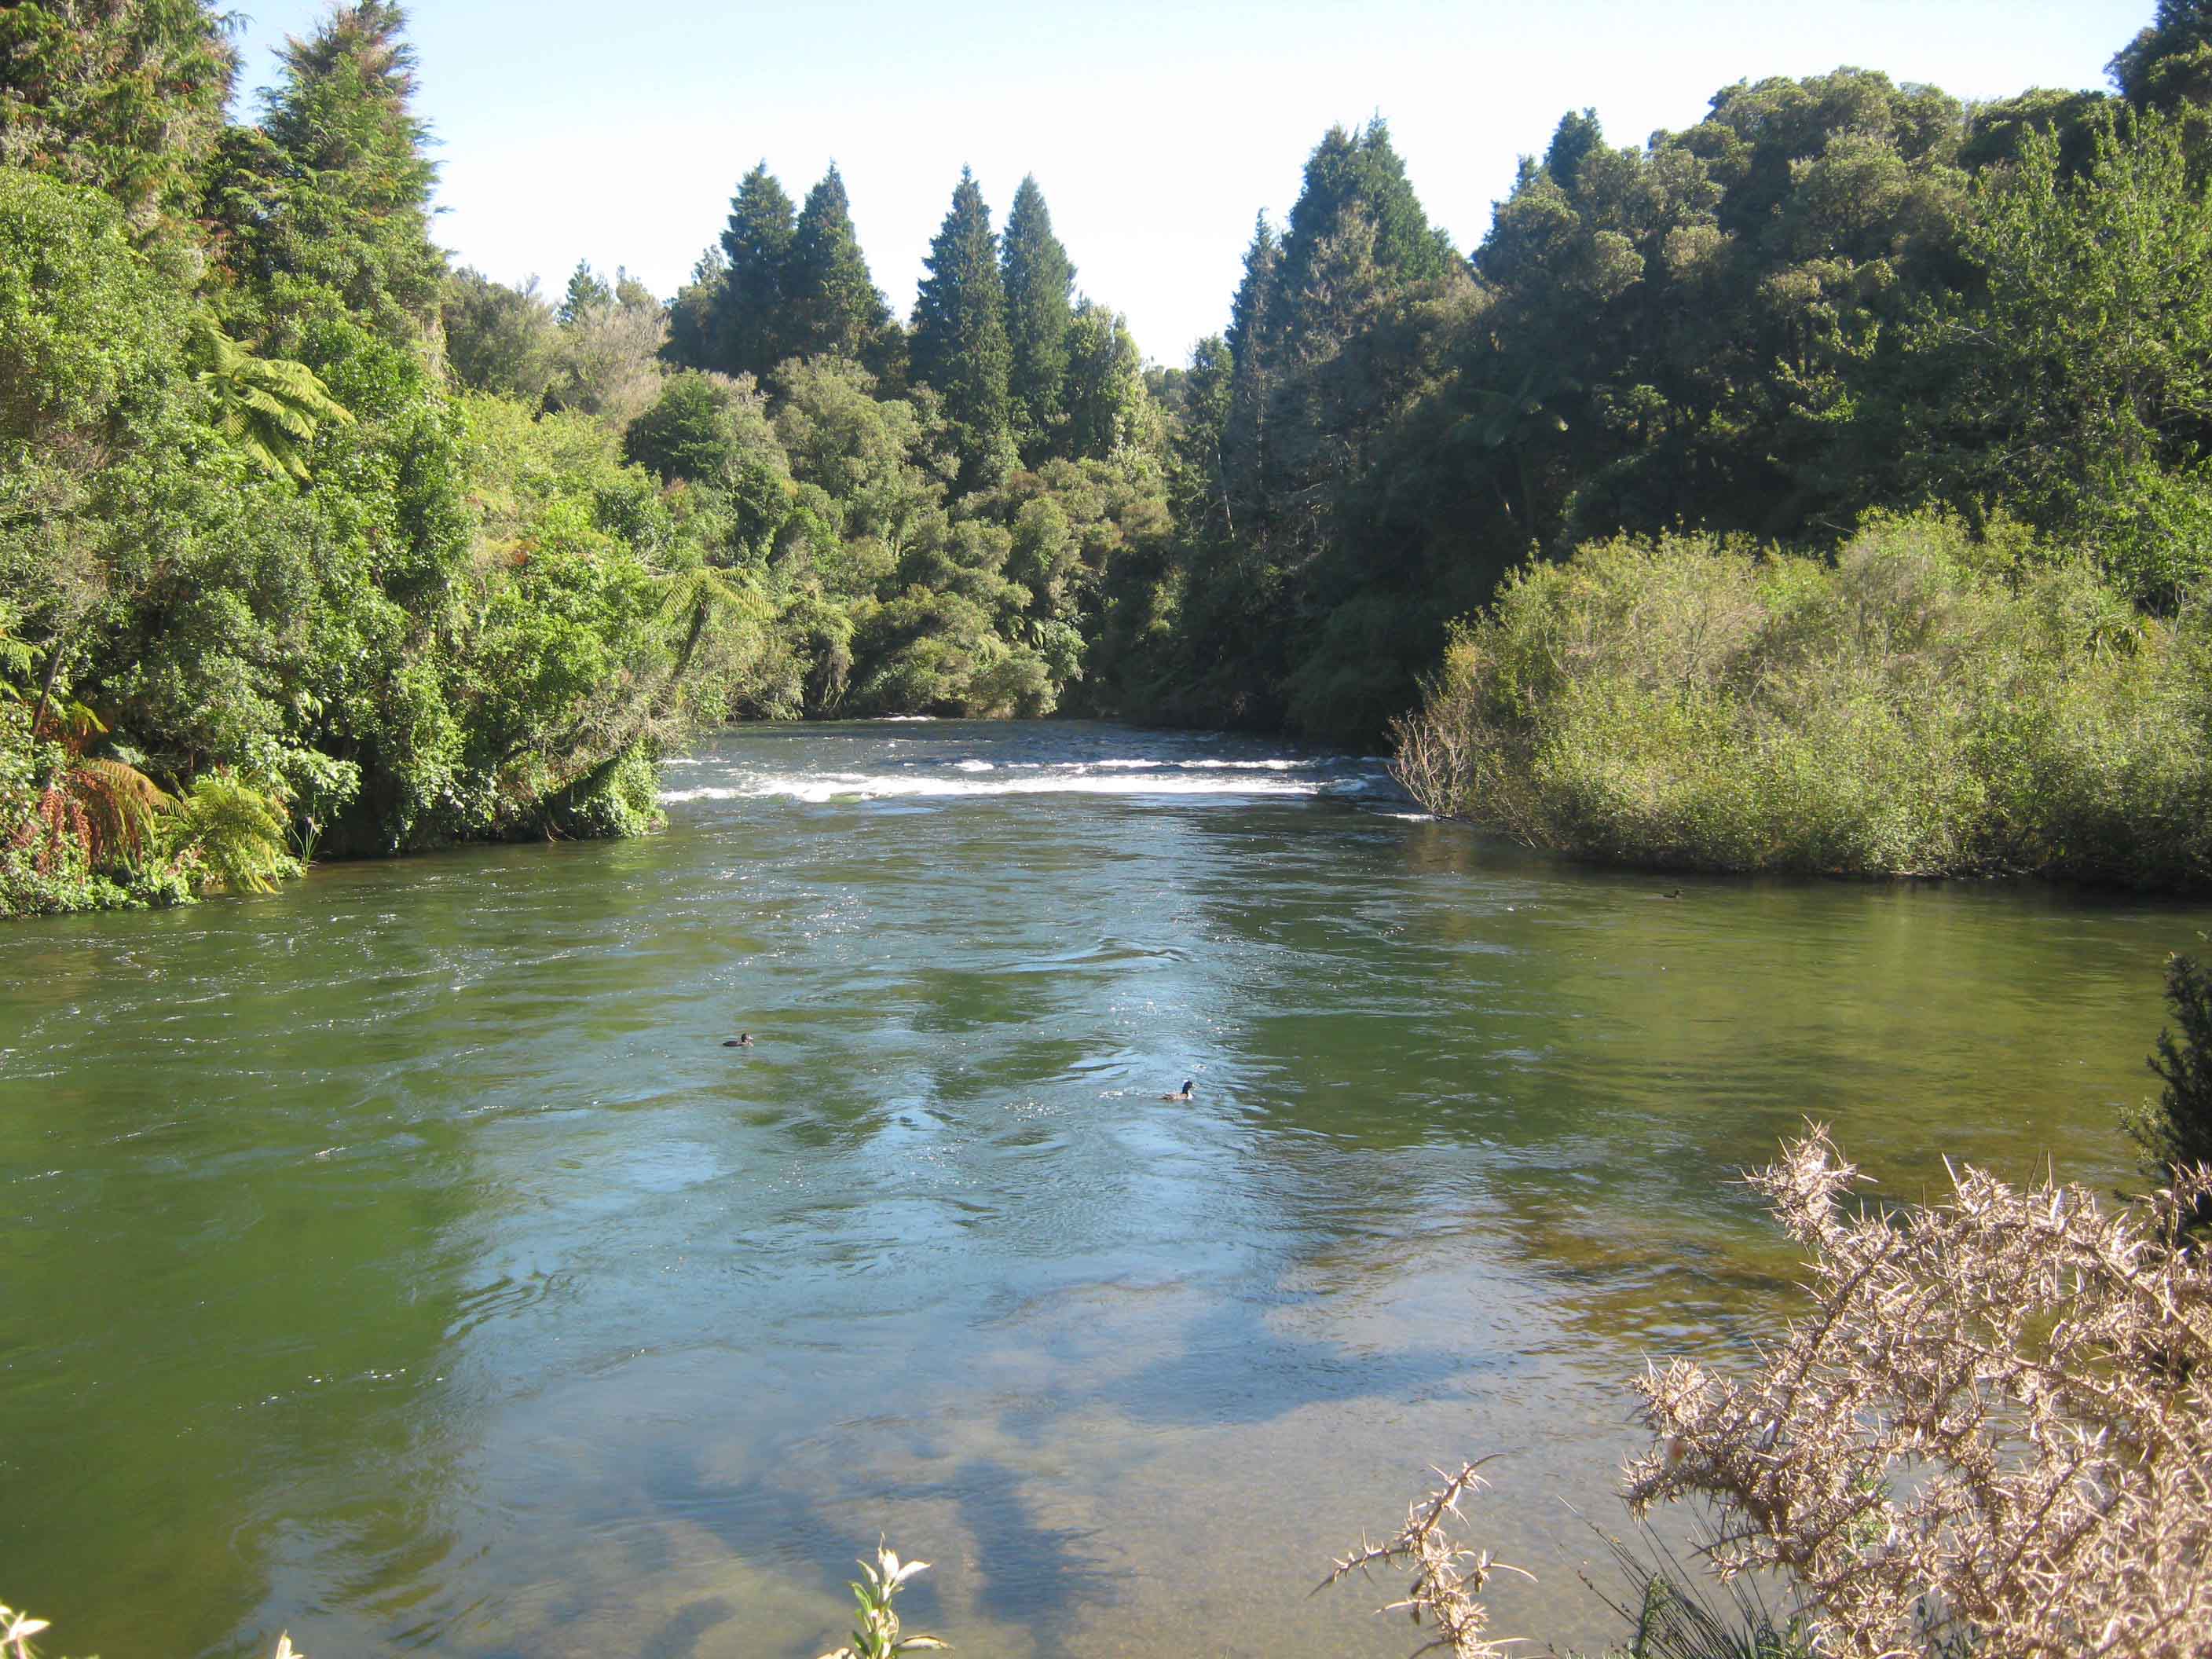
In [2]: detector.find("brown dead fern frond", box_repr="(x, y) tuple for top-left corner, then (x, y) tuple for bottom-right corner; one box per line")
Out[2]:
(1320, 1459), (1533, 1657)
(1626, 1123), (2212, 1659)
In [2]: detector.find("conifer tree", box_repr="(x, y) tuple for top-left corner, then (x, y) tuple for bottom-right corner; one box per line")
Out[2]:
(0, 0), (237, 232)
(910, 167), (1014, 488)
(559, 258), (611, 324)
(714, 162), (797, 378)
(786, 163), (888, 362)
(1001, 174), (1075, 461)
(1220, 212), (1280, 518)
(211, 0), (444, 341)
(1274, 119), (1450, 318)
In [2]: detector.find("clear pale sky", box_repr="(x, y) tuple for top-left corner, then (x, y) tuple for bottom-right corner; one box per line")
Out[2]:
(227, 1), (2150, 366)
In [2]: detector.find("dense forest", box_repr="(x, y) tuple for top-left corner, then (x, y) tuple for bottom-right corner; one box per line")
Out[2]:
(5, 0), (2212, 914)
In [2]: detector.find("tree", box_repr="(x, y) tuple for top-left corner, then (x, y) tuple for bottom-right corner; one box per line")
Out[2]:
(1061, 300), (1148, 460)
(712, 161), (797, 379)
(0, 0), (236, 232)
(190, 317), (355, 483)
(558, 258), (612, 324)
(786, 163), (888, 363)
(2111, 0), (2212, 111)
(665, 244), (727, 370)
(624, 371), (743, 482)
(910, 167), (1014, 489)
(441, 268), (558, 404)
(1002, 174), (1074, 460)
(211, 0), (444, 342)
(2124, 951), (2212, 1232)
(1910, 108), (2212, 605)
(544, 290), (666, 430)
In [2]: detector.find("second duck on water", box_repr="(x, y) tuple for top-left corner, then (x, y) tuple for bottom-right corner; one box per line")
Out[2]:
(1160, 1079), (1195, 1101)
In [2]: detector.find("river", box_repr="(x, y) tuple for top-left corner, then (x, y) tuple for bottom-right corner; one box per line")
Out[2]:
(2, 720), (2201, 1658)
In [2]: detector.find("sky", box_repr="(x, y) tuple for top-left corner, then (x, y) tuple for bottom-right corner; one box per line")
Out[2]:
(225, 0), (2151, 367)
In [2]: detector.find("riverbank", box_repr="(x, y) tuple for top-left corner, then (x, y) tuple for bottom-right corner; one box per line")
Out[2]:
(1390, 514), (2212, 892)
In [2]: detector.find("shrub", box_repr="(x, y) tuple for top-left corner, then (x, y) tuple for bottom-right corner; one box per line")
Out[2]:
(1626, 1128), (2212, 1658)
(2124, 951), (2212, 1232)
(1389, 514), (2212, 888)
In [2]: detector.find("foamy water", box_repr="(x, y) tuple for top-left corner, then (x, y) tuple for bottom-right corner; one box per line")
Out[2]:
(657, 726), (1405, 808)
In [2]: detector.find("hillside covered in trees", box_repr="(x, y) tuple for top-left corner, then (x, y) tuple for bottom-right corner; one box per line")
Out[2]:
(7, 0), (2212, 912)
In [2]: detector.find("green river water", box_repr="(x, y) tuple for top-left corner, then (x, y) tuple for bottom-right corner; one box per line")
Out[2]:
(2, 720), (2203, 1658)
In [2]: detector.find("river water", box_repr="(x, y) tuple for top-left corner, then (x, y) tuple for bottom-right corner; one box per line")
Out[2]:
(2, 720), (2202, 1658)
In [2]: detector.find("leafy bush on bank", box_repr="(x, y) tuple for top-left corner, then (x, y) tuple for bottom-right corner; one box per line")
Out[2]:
(1390, 513), (2212, 888)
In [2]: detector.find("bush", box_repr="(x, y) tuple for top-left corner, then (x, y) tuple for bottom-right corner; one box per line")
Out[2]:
(2125, 951), (2212, 1232)
(1390, 513), (2212, 888)
(1627, 1129), (2211, 1658)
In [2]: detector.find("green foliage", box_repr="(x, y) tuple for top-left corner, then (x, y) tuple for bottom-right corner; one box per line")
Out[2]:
(2111, 0), (2212, 110)
(625, 370), (747, 482)
(911, 167), (1016, 489)
(191, 317), (355, 482)
(0, 0), (235, 231)
(1908, 108), (2212, 607)
(0, 165), (185, 444)
(712, 162), (797, 378)
(815, 1541), (947, 1659)
(2124, 951), (2212, 1229)
(1002, 173), (1074, 460)
(167, 772), (298, 893)
(208, 0), (443, 346)
(1390, 514), (2212, 888)
(544, 276), (667, 429)
(786, 164), (890, 363)
(441, 267), (559, 405)
(558, 258), (612, 324)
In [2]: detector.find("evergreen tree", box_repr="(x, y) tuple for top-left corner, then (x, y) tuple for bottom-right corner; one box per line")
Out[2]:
(910, 167), (1014, 488)
(1001, 174), (1075, 462)
(0, 0), (236, 232)
(713, 162), (797, 378)
(441, 268), (558, 404)
(1220, 212), (1280, 524)
(786, 163), (888, 362)
(558, 258), (611, 324)
(1274, 119), (1452, 319)
(208, 0), (444, 342)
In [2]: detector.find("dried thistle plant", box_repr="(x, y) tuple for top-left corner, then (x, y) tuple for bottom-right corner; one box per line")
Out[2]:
(815, 1540), (948, 1659)
(1625, 1125), (2212, 1658)
(1320, 1459), (1533, 1657)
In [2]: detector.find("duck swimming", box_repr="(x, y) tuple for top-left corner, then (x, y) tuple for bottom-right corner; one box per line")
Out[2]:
(721, 1032), (754, 1048)
(1159, 1079), (1195, 1101)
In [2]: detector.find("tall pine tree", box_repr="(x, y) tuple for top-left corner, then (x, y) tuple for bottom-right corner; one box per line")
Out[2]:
(1220, 212), (1280, 530)
(210, 0), (444, 343)
(785, 163), (888, 364)
(1001, 173), (1074, 463)
(713, 162), (797, 378)
(910, 166), (1014, 488)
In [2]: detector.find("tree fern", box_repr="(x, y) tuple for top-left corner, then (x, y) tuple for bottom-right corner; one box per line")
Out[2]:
(168, 775), (297, 894)
(191, 318), (355, 483)
(66, 756), (171, 866)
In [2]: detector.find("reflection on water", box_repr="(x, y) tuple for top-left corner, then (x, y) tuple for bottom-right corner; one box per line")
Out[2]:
(2, 720), (2201, 1658)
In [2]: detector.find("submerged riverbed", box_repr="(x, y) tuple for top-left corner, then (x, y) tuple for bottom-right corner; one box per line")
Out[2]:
(2, 720), (2203, 1658)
